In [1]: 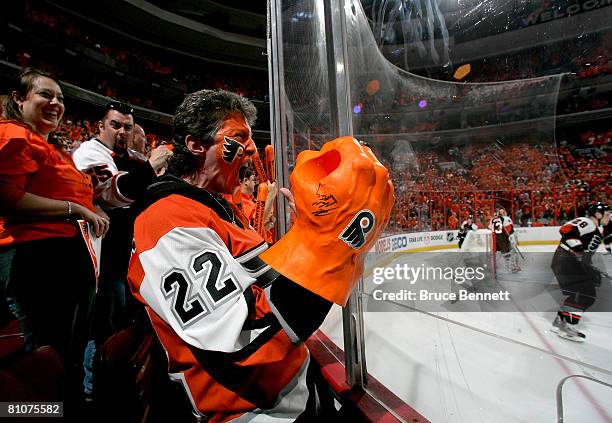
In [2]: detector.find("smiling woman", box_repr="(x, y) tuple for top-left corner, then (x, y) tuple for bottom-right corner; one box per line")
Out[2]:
(0, 68), (110, 415)
(16, 75), (65, 137)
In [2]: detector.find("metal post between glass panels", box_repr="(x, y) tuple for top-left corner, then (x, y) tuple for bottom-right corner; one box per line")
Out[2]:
(322, 0), (367, 388)
(268, 0), (367, 389)
(267, 0), (289, 237)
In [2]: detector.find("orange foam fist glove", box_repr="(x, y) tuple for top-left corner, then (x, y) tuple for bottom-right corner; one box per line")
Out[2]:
(260, 137), (394, 305)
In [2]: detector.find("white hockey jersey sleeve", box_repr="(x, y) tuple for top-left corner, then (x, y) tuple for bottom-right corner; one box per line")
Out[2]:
(135, 226), (258, 353)
(72, 140), (132, 208)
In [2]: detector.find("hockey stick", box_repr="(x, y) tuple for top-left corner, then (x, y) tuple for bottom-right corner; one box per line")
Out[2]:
(513, 244), (525, 260)
(561, 246), (612, 282)
(586, 264), (612, 288)
(510, 232), (525, 260)
(590, 265), (612, 281)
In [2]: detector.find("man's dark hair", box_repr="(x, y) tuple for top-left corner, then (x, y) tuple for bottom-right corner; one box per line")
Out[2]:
(5, 67), (62, 122)
(169, 89), (257, 177)
(102, 100), (134, 121)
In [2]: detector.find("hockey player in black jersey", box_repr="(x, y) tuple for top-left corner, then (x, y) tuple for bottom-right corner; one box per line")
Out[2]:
(551, 202), (610, 342)
(457, 215), (477, 249)
(603, 215), (612, 255)
(489, 207), (520, 272)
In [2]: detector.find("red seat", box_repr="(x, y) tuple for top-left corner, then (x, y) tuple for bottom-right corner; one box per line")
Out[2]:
(0, 345), (64, 401)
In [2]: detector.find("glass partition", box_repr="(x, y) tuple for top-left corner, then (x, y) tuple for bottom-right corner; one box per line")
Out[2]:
(269, 0), (612, 421)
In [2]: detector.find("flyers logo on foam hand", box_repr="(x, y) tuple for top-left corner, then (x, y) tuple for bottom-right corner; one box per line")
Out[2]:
(260, 136), (395, 305)
(221, 136), (245, 163)
(339, 209), (375, 249)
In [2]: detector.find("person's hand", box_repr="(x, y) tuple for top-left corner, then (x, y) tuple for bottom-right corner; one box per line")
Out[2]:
(280, 188), (296, 216)
(262, 181), (279, 230)
(156, 166), (167, 177)
(264, 212), (275, 231)
(261, 137), (394, 305)
(148, 145), (174, 174)
(74, 203), (110, 237)
(94, 205), (109, 221)
(266, 182), (279, 201)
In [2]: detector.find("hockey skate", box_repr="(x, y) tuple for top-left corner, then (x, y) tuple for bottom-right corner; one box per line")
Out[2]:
(550, 316), (585, 342)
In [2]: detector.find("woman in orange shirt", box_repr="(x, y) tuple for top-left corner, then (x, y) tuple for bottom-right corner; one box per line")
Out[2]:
(0, 68), (109, 407)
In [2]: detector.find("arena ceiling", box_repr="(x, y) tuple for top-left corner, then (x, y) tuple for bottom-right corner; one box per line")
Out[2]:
(46, 0), (268, 71)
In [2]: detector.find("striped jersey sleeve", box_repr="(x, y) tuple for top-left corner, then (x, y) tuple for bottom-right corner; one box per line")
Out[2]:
(73, 139), (132, 208)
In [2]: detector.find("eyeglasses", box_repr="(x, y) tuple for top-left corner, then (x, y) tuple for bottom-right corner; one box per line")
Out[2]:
(105, 101), (134, 115)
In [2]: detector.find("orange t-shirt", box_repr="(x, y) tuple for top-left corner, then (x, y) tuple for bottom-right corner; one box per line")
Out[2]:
(0, 120), (95, 246)
(241, 193), (256, 224)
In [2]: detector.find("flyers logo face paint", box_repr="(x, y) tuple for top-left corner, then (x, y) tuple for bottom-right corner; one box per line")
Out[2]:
(222, 136), (245, 163)
(339, 209), (375, 249)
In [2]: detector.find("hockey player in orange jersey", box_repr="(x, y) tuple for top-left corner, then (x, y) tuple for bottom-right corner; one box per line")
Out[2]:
(127, 89), (394, 422)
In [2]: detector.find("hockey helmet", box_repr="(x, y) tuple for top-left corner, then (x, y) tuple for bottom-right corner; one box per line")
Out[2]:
(587, 202), (610, 217)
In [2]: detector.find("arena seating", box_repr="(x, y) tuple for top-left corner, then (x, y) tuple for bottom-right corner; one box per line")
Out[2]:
(2, 4), (268, 113)
(386, 128), (610, 233)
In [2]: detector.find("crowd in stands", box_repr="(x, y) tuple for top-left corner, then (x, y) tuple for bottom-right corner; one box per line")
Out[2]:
(147, 0), (266, 38)
(345, 28), (612, 235)
(4, 4), (267, 113)
(44, 109), (608, 236)
(49, 115), (168, 157)
(31, 107), (610, 237)
(389, 28), (611, 84)
(384, 128), (610, 233)
(282, 122), (609, 235)
(352, 76), (570, 137)
(464, 31), (612, 83)
(355, 29), (612, 136)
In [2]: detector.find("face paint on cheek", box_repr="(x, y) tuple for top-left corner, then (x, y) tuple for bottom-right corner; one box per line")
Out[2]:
(221, 136), (246, 163)
(216, 136), (247, 191)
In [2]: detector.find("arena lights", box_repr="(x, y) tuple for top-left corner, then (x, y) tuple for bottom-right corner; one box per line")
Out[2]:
(453, 63), (471, 80)
(366, 79), (380, 95)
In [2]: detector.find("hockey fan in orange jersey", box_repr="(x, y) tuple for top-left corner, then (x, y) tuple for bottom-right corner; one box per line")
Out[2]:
(551, 202), (610, 342)
(127, 89), (394, 422)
